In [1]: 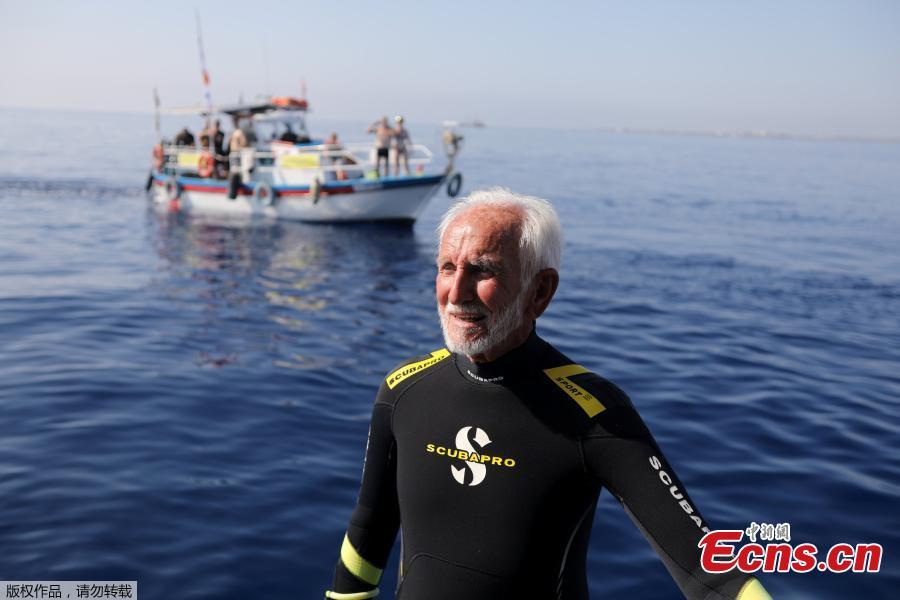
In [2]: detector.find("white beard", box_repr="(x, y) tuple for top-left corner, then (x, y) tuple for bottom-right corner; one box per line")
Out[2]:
(439, 294), (528, 358)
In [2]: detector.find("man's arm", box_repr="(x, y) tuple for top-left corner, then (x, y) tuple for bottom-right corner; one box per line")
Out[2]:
(326, 386), (400, 599)
(581, 384), (772, 600)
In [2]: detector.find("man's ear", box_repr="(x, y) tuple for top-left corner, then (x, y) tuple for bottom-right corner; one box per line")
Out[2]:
(530, 268), (559, 319)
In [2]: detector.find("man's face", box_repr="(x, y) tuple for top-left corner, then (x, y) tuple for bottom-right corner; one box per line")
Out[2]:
(436, 206), (532, 361)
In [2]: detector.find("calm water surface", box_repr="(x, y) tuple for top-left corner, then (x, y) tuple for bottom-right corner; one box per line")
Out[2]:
(1, 109), (898, 598)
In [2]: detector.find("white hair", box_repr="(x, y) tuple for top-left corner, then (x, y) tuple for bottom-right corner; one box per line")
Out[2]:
(437, 187), (563, 285)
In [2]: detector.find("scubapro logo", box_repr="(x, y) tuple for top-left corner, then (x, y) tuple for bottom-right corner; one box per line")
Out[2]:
(452, 426), (491, 486)
(424, 426), (517, 486)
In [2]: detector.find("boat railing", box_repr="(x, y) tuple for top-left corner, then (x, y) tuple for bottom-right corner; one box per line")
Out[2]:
(252, 142), (434, 174)
(159, 143), (434, 177)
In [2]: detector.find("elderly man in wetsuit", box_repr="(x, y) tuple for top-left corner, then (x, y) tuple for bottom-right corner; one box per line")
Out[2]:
(325, 188), (773, 600)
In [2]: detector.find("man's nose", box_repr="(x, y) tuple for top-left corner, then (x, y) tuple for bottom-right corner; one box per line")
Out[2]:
(448, 267), (475, 305)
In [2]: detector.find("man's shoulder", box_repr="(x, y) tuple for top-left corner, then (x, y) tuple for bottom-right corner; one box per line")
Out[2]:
(537, 341), (633, 420)
(536, 341), (651, 438)
(381, 347), (453, 394)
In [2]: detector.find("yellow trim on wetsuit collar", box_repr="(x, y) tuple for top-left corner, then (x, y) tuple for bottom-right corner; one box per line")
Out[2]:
(543, 364), (607, 417)
(385, 349), (451, 389)
(736, 577), (772, 600)
(340, 534), (383, 586)
(324, 590), (379, 599)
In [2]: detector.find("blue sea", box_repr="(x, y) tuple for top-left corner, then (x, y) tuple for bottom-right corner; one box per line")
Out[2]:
(1, 108), (898, 599)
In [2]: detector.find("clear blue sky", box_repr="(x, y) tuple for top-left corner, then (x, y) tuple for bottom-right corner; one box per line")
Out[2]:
(2, 0), (898, 136)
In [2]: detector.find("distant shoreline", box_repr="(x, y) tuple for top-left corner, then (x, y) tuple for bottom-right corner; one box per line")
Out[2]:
(589, 125), (900, 144)
(1, 104), (897, 144)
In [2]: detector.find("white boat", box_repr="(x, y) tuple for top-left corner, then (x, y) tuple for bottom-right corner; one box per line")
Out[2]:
(146, 96), (463, 223)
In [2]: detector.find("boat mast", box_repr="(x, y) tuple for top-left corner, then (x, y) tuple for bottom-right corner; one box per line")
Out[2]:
(153, 86), (161, 142)
(195, 11), (213, 114)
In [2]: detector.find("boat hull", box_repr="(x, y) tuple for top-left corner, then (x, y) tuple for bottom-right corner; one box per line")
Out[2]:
(150, 173), (446, 223)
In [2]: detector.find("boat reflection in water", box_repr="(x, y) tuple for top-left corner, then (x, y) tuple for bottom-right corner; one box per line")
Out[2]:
(146, 210), (438, 376)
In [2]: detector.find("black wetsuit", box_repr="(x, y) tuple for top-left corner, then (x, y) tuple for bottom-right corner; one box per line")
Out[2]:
(328, 332), (763, 599)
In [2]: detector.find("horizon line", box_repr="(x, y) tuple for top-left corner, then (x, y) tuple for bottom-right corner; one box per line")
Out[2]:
(2, 104), (898, 145)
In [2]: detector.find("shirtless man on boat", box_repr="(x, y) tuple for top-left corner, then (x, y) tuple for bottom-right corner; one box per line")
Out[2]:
(366, 116), (393, 178)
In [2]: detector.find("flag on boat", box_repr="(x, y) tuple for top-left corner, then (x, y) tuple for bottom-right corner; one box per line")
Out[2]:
(195, 11), (213, 111)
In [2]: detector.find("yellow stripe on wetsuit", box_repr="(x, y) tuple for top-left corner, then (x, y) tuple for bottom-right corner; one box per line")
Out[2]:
(737, 577), (772, 600)
(543, 364), (606, 417)
(386, 349), (451, 389)
(340, 534), (383, 586)
(324, 590), (379, 599)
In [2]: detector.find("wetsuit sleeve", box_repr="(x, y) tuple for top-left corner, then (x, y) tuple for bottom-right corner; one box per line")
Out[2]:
(582, 385), (771, 600)
(326, 383), (400, 599)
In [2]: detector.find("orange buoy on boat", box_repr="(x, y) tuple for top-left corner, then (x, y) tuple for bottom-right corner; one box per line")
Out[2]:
(198, 151), (215, 178)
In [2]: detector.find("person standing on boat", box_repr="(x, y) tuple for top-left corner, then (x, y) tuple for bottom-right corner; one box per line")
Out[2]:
(322, 133), (346, 181)
(227, 117), (249, 153)
(366, 116), (393, 178)
(279, 124), (300, 144)
(226, 117), (252, 178)
(199, 120), (212, 149)
(210, 120), (227, 178)
(212, 120), (225, 153)
(393, 115), (412, 176)
(173, 127), (195, 147)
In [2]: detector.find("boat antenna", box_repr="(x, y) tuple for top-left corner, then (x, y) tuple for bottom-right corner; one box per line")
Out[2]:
(153, 86), (161, 142)
(195, 10), (214, 114)
(263, 42), (271, 97)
